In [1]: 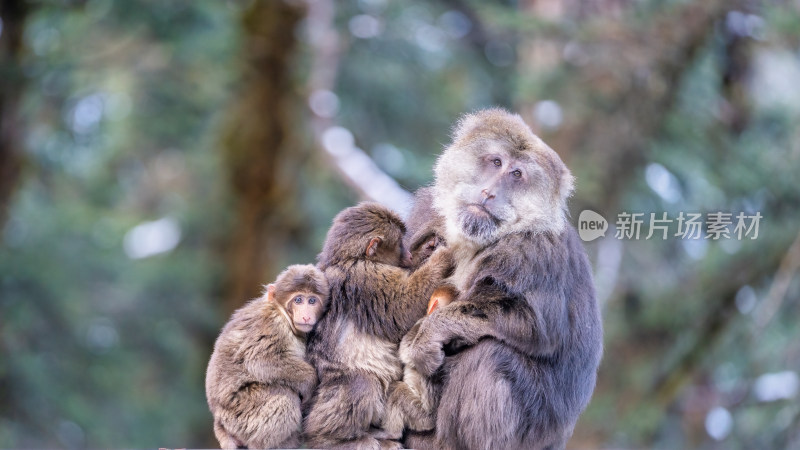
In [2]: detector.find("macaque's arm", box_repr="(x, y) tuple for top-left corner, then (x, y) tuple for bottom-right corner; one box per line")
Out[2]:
(246, 354), (317, 401)
(407, 276), (567, 376)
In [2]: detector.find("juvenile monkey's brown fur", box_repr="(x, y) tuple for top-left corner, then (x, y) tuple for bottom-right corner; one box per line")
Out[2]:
(379, 284), (459, 440)
(205, 265), (329, 449)
(303, 202), (454, 449)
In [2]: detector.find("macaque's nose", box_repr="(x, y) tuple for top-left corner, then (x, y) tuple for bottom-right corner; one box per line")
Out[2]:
(303, 316), (310, 323)
(481, 189), (495, 205)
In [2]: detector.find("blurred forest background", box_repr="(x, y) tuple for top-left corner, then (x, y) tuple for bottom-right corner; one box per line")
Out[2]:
(1, 0), (799, 448)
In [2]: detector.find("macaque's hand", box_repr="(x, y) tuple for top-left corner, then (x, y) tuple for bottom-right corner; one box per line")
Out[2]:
(427, 247), (455, 279)
(407, 330), (444, 377)
(296, 364), (317, 404)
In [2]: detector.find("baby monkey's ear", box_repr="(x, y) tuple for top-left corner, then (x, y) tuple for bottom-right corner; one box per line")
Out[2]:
(365, 237), (382, 257)
(427, 285), (459, 315)
(427, 298), (440, 315)
(266, 283), (276, 302)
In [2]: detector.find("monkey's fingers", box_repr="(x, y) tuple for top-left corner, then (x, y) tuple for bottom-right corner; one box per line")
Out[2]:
(408, 340), (445, 377)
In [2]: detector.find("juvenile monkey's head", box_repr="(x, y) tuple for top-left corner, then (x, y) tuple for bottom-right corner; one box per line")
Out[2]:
(267, 264), (329, 334)
(318, 202), (411, 269)
(433, 108), (574, 246)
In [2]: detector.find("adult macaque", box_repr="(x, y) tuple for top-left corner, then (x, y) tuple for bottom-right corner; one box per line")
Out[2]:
(303, 202), (454, 449)
(205, 265), (329, 449)
(404, 108), (603, 450)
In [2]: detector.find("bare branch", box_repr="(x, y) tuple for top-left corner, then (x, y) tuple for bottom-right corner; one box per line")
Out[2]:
(304, 0), (413, 217)
(219, 0), (307, 312)
(754, 229), (800, 334)
(649, 238), (786, 407)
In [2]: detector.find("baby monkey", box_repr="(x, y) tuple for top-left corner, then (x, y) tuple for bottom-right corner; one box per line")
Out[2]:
(380, 284), (460, 441)
(205, 265), (329, 449)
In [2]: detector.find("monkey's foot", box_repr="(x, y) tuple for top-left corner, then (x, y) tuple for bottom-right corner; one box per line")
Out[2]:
(369, 427), (402, 441)
(377, 438), (403, 450)
(326, 435), (396, 450)
(408, 339), (445, 377)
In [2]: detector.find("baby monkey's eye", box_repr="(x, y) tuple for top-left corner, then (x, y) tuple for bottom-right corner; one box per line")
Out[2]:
(512, 169), (522, 178)
(308, 297), (317, 305)
(493, 158), (502, 167)
(294, 296), (303, 304)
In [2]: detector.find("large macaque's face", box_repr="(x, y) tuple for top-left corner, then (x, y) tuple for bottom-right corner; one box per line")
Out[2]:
(458, 146), (530, 242)
(442, 142), (553, 244)
(285, 291), (325, 333)
(434, 111), (573, 245)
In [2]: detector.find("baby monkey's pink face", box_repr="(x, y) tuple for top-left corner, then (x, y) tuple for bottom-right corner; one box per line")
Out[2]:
(266, 284), (327, 334)
(286, 291), (324, 333)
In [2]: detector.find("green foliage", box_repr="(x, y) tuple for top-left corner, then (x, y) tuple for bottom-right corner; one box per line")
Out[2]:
(2, 0), (800, 448)
(1, 0), (237, 446)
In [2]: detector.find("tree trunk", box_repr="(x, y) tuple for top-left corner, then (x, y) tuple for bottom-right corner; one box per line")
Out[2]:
(0, 0), (30, 226)
(220, 0), (306, 312)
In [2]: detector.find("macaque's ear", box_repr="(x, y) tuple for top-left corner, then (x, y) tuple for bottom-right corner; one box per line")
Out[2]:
(559, 166), (575, 202)
(427, 298), (439, 315)
(428, 285), (457, 314)
(365, 237), (382, 257)
(452, 112), (481, 143)
(266, 284), (276, 303)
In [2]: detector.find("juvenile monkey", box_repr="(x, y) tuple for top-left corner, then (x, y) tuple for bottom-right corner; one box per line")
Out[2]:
(205, 265), (329, 449)
(379, 284), (459, 440)
(303, 202), (454, 449)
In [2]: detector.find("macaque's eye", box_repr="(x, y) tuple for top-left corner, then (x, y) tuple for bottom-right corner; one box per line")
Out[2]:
(294, 296), (303, 304)
(511, 169), (522, 178)
(308, 297), (317, 305)
(493, 158), (502, 167)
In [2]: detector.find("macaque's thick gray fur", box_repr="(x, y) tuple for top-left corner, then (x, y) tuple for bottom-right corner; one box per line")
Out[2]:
(403, 108), (603, 450)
